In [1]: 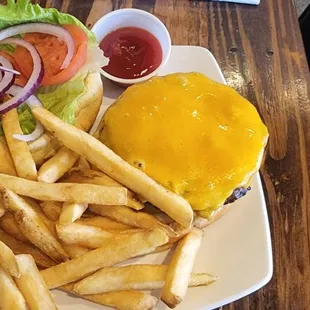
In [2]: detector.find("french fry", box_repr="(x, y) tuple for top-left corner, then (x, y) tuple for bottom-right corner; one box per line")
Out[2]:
(0, 212), (28, 242)
(161, 228), (203, 308)
(15, 255), (58, 310)
(63, 169), (144, 210)
(89, 205), (178, 238)
(40, 201), (62, 221)
(0, 199), (83, 268)
(31, 146), (55, 167)
(76, 157), (90, 169)
(56, 222), (115, 248)
(32, 107), (193, 228)
(2, 108), (37, 180)
(73, 265), (217, 294)
(15, 211), (67, 262)
(61, 244), (89, 259)
(0, 136), (16, 175)
(22, 197), (57, 236)
(41, 229), (168, 288)
(23, 196), (47, 217)
(61, 283), (158, 310)
(31, 146), (52, 167)
(59, 202), (88, 225)
(24, 206), (88, 260)
(0, 173), (127, 205)
(89, 205), (156, 228)
(56, 222), (141, 249)
(2, 189), (69, 263)
(152, 242), (174, 254)
(22, 197), (58, 236)
(29, 133), (60, 167)
(38, 146), (80, 183)
(0, 266), (27, 310)
(77, 216), (132, 230)
(0, 240), (20, 277)
(0, 229), (55, 269)
(189, 273), (219, 286)
(154, 213), (191, 241)
(0, 198), (5, 218)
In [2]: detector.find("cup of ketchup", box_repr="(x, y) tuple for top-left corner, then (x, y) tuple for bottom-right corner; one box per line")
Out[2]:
(92, 8), (171, 87)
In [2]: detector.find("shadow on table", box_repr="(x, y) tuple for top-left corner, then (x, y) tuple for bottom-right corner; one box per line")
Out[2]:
(300, 4), (310, 68)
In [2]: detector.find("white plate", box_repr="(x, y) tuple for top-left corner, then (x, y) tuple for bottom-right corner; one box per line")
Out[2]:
(52, 46), (273, 310)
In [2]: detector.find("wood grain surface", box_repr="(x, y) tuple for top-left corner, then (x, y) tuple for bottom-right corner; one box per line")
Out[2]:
(2, 0), (310, 309)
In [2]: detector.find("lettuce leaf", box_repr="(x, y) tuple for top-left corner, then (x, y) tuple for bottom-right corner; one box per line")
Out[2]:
(17, 104), (36, 134)
(0, 0), (96, 43)
(0, 0), (102, 135)
(38, 74), (87, 125)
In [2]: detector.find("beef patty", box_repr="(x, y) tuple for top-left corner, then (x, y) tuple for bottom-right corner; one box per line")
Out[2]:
(224, 187), (251, 205)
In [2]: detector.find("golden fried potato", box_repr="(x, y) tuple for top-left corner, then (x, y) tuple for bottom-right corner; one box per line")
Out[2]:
(56, 222), (115, 248)
(2, 108), (37, 180)
(63, 169), (144, 210)
(40, 201), (62, 221)
(77, 216), (132, 230)
(0, 212), (28, 242)
(2, 189), (69, 263)
(0, 229), (55, 269)
(74, 264), (217, 294)
(0, 240), (20, 277)
(38, 146), (79, 183)
(59, 202), (88, 225)
(0, 136), (16, 176)
(41, 229), (168, 289)
(161, 228), (203, 308)
(62, 283), (157, 310)
(0, 173), (127, 205)
(15, 255), (58, 310)
(0, 266), (27, 309)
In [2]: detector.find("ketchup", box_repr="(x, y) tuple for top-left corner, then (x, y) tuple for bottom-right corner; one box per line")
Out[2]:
(100, 27), (163, 79)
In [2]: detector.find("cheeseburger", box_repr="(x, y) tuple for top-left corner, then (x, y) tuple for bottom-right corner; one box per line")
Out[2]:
(100, 73), (269, 224)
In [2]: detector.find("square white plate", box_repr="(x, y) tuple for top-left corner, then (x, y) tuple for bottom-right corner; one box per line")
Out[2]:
(52, 46), (273, 310)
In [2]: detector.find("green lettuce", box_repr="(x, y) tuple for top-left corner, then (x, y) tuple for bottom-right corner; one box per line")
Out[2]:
(0, 0), (96, 43)
(38, 75), (87, 124)
(0, 104), (35, 135)
(0, 0), (99, 134)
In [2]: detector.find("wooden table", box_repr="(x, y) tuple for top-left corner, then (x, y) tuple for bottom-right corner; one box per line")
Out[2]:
(16, 0), (310, 309)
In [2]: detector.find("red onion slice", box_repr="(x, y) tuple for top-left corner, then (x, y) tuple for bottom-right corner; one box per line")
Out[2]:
(0, 65), (20, 75)
(7, 85), (44, 142)
(0, 23), (74, 69)
(0, 38), (43, 114)
(13, 119), (44, 142)
(0, 55), (15, 96)
(8, 85), (43, 109)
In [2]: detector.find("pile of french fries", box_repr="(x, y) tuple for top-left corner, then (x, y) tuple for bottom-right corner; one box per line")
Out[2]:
(0, 106), (217, 310)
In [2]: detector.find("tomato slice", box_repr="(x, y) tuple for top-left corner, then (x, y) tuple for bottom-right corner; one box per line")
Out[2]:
(0, 51), (27, 86)
(14, 24), (88, 86)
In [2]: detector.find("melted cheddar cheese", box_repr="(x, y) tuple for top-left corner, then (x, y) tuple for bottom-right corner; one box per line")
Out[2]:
(100, 73), (268, 216)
